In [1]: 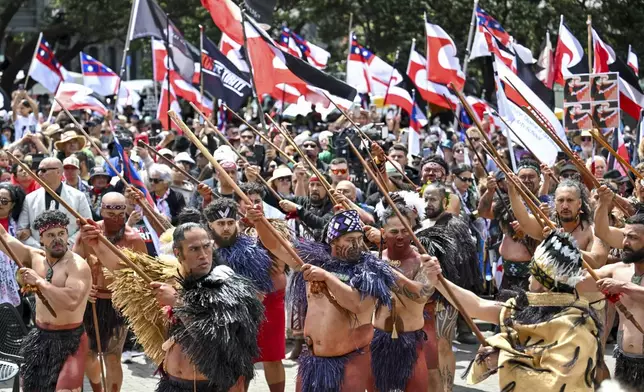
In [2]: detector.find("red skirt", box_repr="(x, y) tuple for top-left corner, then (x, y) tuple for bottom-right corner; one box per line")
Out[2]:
(255, 289), (286, 363)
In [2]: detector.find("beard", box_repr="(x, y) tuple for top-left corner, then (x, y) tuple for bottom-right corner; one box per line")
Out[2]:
(426, 203), (444, 220)
(558, 211), (579, 223)
(212, 228), (238, 248)
(310, 191), (322, 203)
(48, 239), (67, 258)
(623, 246), (644, 264)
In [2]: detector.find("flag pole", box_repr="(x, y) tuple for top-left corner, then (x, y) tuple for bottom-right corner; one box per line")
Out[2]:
(346, 13), (353, 81)
(116, 0), (139, 104)
(587, 15), (593, 72)
(151, 38), (159, 106)
(165, 12), (171, 130)
(240, 10), (269, 133)
(381, 49), (400, 115)
(461, 0), (479, 75)
(199, 25), (204, 104)
(24, 32), (43, 88)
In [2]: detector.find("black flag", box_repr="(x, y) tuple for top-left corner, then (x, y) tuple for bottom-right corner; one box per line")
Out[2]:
(244, 0), (276, 27)
(127, 0), (197, 83)
(202, 33), (252, 111)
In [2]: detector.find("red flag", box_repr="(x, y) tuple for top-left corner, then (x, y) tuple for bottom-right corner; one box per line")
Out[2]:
(157, 74), (182, 131)
(553, 16), (588, 86)
(406, 48), (458, 109)
(425, 17), (465, 90)
(201, 0), (243, 44)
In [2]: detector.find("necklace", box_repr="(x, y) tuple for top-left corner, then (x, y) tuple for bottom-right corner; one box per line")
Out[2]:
(45, 257), (62, 283)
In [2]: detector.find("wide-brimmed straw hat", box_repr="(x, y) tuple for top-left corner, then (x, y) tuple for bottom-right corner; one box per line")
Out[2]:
(54, 130), (87, 150)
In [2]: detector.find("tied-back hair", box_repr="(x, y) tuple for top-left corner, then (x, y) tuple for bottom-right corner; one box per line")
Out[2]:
(235, 182), (265, 202)
(177, 208), (205, 225)
(203, 198), (239, 223)
(0, 183), (25, 221)
(172, 222), (205, 252)
(554, 179), (593, 224)
(626, 213), (644, 226)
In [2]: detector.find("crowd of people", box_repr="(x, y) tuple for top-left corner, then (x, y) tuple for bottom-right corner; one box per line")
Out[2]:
(0, 85), (643, 392)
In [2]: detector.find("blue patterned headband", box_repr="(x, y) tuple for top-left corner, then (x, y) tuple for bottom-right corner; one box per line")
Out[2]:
(326, 210), (363, 244)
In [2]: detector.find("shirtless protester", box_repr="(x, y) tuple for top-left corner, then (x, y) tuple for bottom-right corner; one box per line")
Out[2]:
(80, 221), (264, 391)
(368, 207), (437, 392)
(583, 185), (644, 390)
(247, 208), (395, 392)
(73, 192), (147, 392)
(0, 210), (91, 392)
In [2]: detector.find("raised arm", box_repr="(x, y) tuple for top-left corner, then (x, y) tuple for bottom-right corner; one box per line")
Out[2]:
(391, 255), (436, 304)
(77, 221), (124, 271)
(507, 174), (546, 240)
(593, 185), (625, 249)
(30, 256), (91, 312)
(0, 220), (39, 267)
(246, 207), (301, 270)
(477, 175), (497, 219)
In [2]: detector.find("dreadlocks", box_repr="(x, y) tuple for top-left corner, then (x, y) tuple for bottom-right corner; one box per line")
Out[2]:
(553, 179), (593, 225)
(34, 210), (70, 236)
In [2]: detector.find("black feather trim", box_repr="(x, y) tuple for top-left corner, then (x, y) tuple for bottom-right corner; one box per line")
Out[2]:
(216, 234), (274, 293)
(295, 240), (396, 308)
(172, 266), (264, 390)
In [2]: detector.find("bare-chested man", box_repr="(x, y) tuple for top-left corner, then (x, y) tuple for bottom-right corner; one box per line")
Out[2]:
(73, 192), (147, 392)
(0, 210), (91, 392)
(479, 160), (553, 291)
(248, 208), (395, 392)
(582, 185), (644, 390)
(367, 207), (436, 391)
(80, 221), (264, 391)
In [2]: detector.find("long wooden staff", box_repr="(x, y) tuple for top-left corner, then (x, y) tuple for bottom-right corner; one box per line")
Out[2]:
(7, 152), (154, 283)
(188, 103), (285, 202)
(222, 104), (298, 166)
(451, 86), (543, 208)
(91, 302), (108, 391)
(0, 234), (57, 317)
(140, 142), (218, 199)
(504, 169), (644, 334)
(266, 114), (346, 208)
(346, 138), (487, 345)
(503, 83), (631, 217)
(54, 99), (167, 232)
(322, 91), (418, 188)
(169, 111), (307, 270)
(589, 128), (641, 182)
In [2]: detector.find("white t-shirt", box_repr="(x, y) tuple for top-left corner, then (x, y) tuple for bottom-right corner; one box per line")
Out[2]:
(13, 113), (40, 141)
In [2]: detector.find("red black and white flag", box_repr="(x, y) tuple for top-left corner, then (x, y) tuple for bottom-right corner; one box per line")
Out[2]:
(628, 45), (639, 77)
(424, 15), (465, 90)
(535, 30), (555, 89)
(553, 16), (588, 86)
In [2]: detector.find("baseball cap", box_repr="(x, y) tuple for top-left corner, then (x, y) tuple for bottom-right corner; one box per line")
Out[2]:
(174, 152), (195, 165)
(63, 156), (80, 169)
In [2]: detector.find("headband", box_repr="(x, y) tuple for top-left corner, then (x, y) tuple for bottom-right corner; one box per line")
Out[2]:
(326, 209), (363, 244)
(101, 203), (127, 211)
(516, 162), (541, 176)
(425, 162), (446, 174)
(210, 205), (238, 221)
(38, 222), (68, 236)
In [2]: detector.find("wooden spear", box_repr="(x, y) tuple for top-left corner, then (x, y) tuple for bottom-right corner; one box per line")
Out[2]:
(322, 91), (418, 188)
(6, 152), (154, 283)
(346, 137), (488, 345)
(188, 103), (285, 202)
(222, 104), (298, 166)
(54, 98), (167, 232)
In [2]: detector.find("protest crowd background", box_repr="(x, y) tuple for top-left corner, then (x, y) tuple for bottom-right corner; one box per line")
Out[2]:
(0, 0), (643, 391)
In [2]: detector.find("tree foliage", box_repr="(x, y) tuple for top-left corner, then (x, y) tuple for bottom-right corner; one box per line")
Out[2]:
(1, 0), (642, 94)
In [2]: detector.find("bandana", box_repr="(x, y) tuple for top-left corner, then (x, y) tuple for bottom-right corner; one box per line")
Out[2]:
(38, 222), (68, 236)
(425, 162), (446, 176)
(220, 160), (237, 170)
(326, 209), (363, 244)
(210, 205), (238, 221)
(100, 204), (127, 211)
(310, 175), (320, 182)
(516, 162), (541, 176)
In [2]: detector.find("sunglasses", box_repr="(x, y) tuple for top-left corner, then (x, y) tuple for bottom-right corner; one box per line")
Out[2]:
(580, 137), (592, 142)
(149, 178), (163, 184)
(457, 176), (474, 183)
(469, 137), (481, 142)
(38, 167), (58, 174)
(302, 144), (317, 149)
(277, 177), (292, 183)
(331, 168), (348, 175)
(454, 149), (464, 153)
(0, 198), (13, 205)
